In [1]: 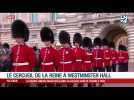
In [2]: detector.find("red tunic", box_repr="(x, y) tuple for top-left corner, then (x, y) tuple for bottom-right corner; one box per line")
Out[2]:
(124, 51), (128, 63)
(40, 47), (59, 72)
(110, 49), (118, 65)
(92, 47), (103, 68)
(57, 47), (75, 72)
(82, 49), (93, 72)
(102, 48), (111, 67)
(118, 50), (128, 64)
(11, 44), (36, 72)
(72, 47), (85, 72)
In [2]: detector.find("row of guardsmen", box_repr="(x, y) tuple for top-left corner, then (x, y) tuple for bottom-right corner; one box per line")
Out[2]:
(0, 20), (129, 87)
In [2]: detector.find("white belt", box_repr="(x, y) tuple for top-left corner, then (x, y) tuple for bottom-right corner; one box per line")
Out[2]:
(76, 59), (82, 62)
(41, 62), (54, 66)
(105, 58), (110, 59)
(60, 61), (72, 64)
(13, 62), (29, 66)
(119, 57), (125, 59)
(112, 57), (116, 59)
(95, 58), (102, 60)
(84, 61), (91, 63)
(87, 54), (92, 56)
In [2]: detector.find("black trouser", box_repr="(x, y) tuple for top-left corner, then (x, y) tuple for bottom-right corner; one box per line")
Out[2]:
(99, 67), (105, 72)
(93, 67), (105, 72)
(105, 66), (111, 72)
(111, 64), (116, 72)
(118, 62), (128, 72)
(92, 67), (97, 72)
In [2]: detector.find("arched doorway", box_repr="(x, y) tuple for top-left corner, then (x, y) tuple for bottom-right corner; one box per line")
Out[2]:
(99, 24), (128, 50)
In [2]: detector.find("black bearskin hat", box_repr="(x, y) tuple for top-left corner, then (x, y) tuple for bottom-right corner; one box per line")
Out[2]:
(102, 38), (109, 46)
(119, 45), (127, 51)
(40, 27), (54, 43)
(11, 20), (29, 42)
(3, 43), (10, 49)
(109, 42), (115, 48)
(82, 37), (92, 49)
(93, 37), (102, 46)
(59, 31), (70, 44)
(73, 33), (82, 46)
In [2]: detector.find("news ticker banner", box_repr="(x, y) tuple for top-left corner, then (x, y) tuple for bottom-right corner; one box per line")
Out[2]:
(0, 72), (134, 83)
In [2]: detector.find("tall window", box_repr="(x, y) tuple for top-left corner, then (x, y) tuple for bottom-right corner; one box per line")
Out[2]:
(52, 13), (67, 23)
(52, 13), (57, 21)
(15, 13), (18, 19)
(53, 13), (64, 21)
(31, 13), (38, 23)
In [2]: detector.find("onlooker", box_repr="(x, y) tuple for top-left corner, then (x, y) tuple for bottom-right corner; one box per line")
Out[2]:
(3, 43), (10, 49)
(33, 46), (40, 72)
(0, 48), (11, 72)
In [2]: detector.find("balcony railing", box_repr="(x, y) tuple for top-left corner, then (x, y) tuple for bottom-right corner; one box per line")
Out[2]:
(27, 22), (43, 27)
(0, 22), (43, 29)
(82, 13), (134, 20)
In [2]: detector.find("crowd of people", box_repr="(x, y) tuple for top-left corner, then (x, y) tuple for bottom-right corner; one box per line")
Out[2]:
(0, 19), (129, 87)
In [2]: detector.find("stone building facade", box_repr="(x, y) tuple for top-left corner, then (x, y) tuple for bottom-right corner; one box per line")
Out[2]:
(0, 13), (133, 71)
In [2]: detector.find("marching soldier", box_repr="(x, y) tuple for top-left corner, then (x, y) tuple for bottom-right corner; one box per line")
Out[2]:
(72, 33), (84, 87)
(118, 45), (128, 72)
(72, 33), (84, 72)
(58, 30), (75, 72)
(40, 27), (58, 72)
(39, 27), (59, 87)
(82, 37), (93, 72)
(10, 20), (37, 87)
(58, 30), (75, 87)
(11, 20), (37, 72)
(109, 42), (117, 72)
(92, 37), (104, 72)
(82, 37), (93, 87)
(102, 39), (111, 72)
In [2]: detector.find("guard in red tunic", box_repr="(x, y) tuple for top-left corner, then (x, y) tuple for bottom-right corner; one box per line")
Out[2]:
(58, 31), (75, 72)
(102, 39), (111, 72)
(72, 33), (84, 72)
(124, 49), (129, 72)
(118, 45), (128, 72)
(82, 37), (93, 72)
(58, 31), (75, 87)
(39, 27), (59, 87)
(11, 20), (37, 72)
(82, 37), (93, 87)
(92, 37), (104, 72)
(109, 42), (118, 72)
(72, 33), (84, 87)
(40, 27), (58, 72)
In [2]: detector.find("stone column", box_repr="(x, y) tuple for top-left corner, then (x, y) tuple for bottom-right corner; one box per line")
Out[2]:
(126, 26), (134, 71)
